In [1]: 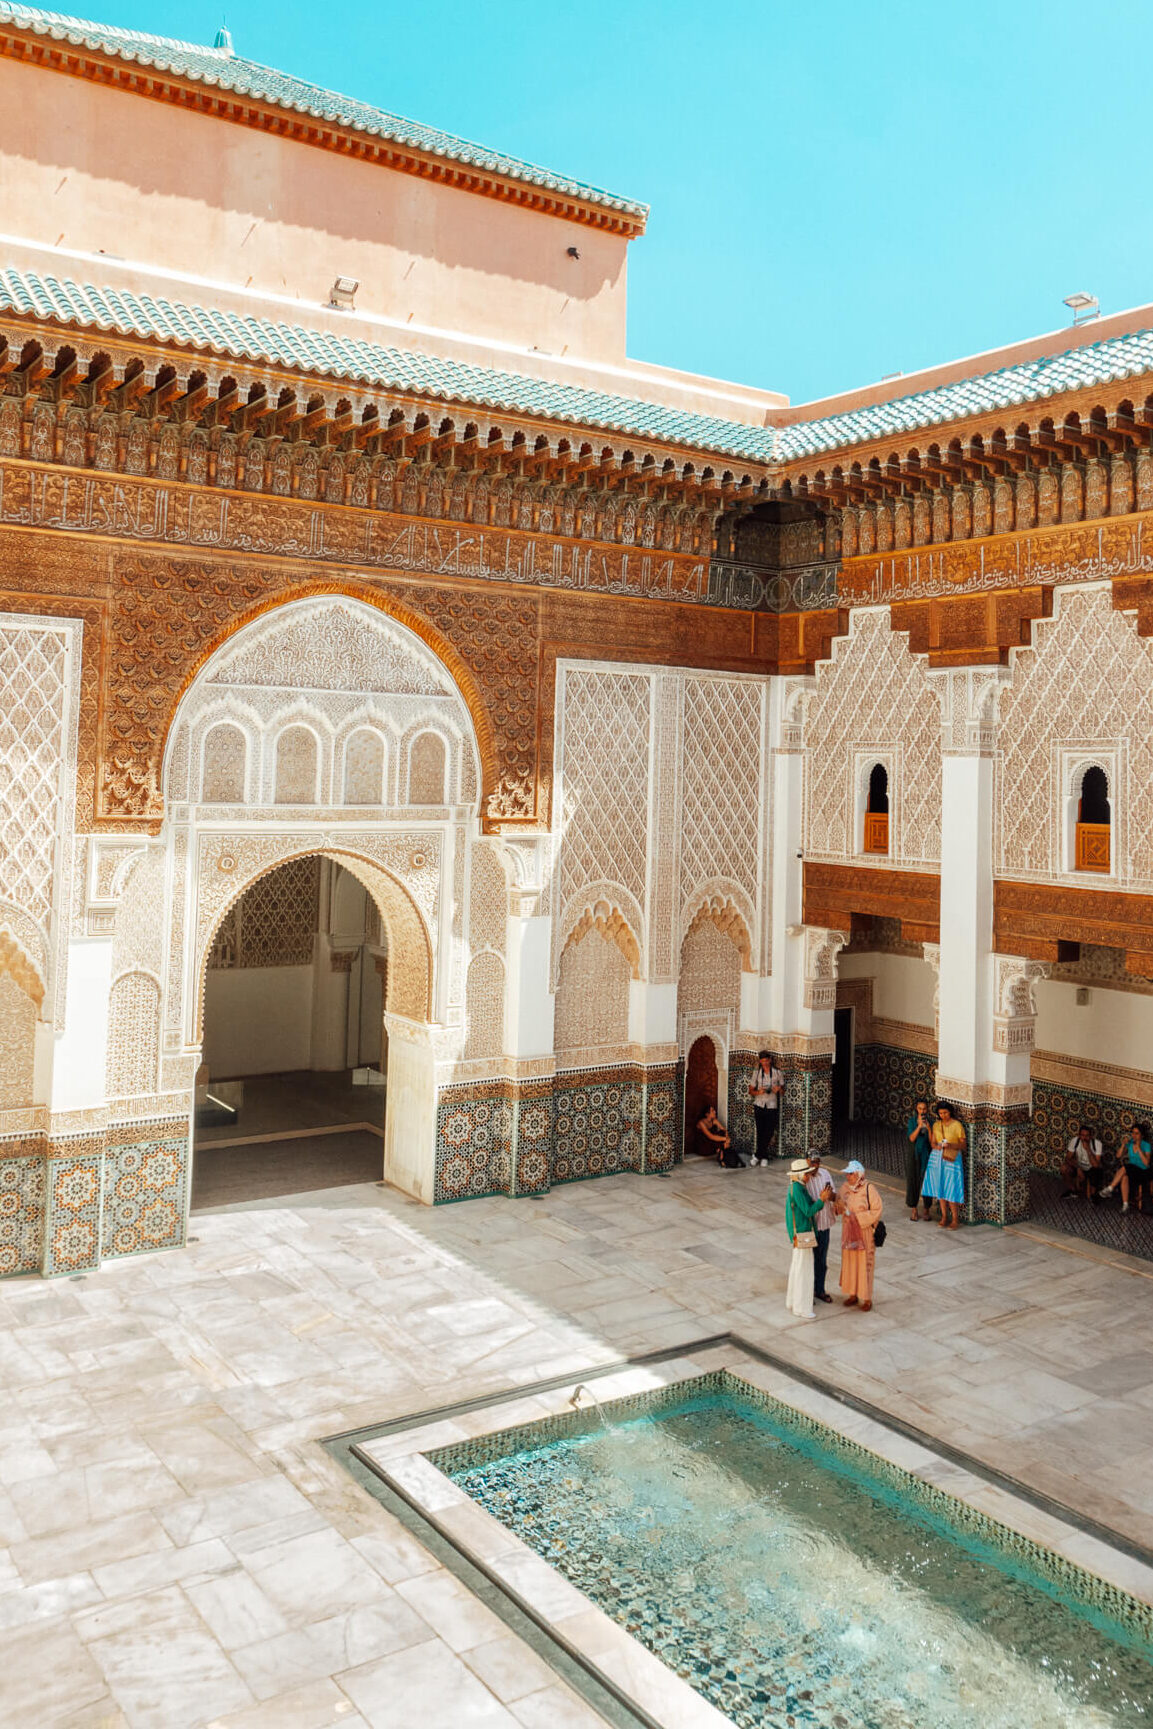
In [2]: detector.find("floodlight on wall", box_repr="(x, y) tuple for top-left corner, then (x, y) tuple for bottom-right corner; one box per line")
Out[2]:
(1063, 292), (1099, 327)
(328, 276), (359, 311)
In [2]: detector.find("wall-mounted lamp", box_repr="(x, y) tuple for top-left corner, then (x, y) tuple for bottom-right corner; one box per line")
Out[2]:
(328, 276), (359, 311)
(1063, 292), (1099, 327)
(566, 247), (580, 260)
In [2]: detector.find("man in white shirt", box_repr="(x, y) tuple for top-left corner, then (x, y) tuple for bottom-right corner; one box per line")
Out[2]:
(805, 1150), (838, 1303)
(1061, 1124), (1104, 1200)
(748, 1050), (784, 1164)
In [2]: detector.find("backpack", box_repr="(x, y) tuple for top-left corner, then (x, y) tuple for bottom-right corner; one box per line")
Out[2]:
(868, 1184), (887, 1248)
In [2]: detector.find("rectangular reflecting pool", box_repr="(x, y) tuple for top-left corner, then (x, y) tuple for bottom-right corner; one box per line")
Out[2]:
(430, 1371), (1153, 1729)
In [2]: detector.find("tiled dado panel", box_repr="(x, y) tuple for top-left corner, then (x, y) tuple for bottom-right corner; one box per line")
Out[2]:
(102, 1123), (189, 1259)
(727, 1051), (756, 1162)
(854, 1043), (939, 1128)
(779, 1056), (833, 1160)
(434, 1065), (679, 1202)
(0, 1122), (190, 1277)
(1030, 1078), (1150, 1175)
(435, 1081), (516, 1203)
(0, 1137), (46, 1276)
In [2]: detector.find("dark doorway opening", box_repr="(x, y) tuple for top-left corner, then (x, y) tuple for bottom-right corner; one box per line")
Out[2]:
(684, 1035), (719, 1158)
(832, 1007), (853, 1124)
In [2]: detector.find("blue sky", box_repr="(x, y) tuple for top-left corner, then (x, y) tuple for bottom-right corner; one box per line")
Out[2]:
(57, 0), (1153, 403)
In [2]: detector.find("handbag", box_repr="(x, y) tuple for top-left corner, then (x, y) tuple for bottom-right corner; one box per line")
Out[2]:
(868, 1185), (887, 1249)
(795, 1230), (817, 1249)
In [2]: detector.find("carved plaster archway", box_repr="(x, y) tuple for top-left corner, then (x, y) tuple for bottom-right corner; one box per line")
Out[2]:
(193, 842), (434, 1044)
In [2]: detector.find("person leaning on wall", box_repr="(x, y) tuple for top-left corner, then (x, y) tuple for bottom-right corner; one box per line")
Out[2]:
(748, 1049), (784, 1164)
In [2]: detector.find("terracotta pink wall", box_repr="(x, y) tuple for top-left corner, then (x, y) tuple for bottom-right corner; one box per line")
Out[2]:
(0, 58), (630, 362)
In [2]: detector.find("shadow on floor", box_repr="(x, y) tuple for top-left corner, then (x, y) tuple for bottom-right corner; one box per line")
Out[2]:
(192, 1129), (384, 1211)
(833, 1119), (1153, 1265)
(192, 1069), (385, 1211)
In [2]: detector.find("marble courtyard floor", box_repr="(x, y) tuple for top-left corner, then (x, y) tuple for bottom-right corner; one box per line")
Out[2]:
(2, 1157), (1152, 1728)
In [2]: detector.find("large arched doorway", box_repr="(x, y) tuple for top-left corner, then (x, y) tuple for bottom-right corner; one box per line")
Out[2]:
(145, 591), (485, 1216)
(192, 855), (389, 1209)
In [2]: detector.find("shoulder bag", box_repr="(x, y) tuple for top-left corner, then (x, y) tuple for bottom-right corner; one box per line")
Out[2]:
(868, 1184), (887, 1248)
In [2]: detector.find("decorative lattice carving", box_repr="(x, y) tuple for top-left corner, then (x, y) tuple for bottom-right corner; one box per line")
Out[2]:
(0, 617), (78, 1024)
(554, 926), (631, 1062)
(464, 951), (505, 1060)
(110, 847), (167, 982)
(680, 678), (763, 914)
(208, 855), (320, 969)
(202, 723), (247, 803)
(106, 972), (160, 1097)
(804, 609), (941, 865)
(469, 842), (508, 956)
(998, 587), (1153, 884)
(558, 668), (651, 912)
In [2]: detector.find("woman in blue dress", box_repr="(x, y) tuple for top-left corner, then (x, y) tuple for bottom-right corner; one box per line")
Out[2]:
(922, 1102), (966, 1229)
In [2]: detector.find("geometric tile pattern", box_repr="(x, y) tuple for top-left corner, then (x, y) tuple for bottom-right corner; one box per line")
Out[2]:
(726, 1051), (756, 1163)
(0, 1140), (45, 1277)
(435, 1081), (516, 1203)
(43, 1143), (104, 1277)
(853, 1043), (939, 1130)
(101, 1127), (189, 1260)
(553, 1070), (643, 1185)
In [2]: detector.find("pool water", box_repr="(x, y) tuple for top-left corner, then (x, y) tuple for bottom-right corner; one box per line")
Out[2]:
(432, 1374), (1153, 1729)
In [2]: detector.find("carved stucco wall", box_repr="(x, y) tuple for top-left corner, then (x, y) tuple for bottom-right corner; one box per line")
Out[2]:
(554, 663), (770, 986)
(166, 596), (481, 812)
(803, 607), (941, 867)
(0, 972), (36, 1110)
(998, 585), (1153, 886)
(677, 920), (743, 1025)
(554, 928), (631, 1068)
(0, 613), (82, 1031)
(464, 952), (505, 1060)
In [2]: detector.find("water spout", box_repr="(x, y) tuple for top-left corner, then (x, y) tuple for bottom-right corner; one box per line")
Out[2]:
(569, 1383), (601, 1411)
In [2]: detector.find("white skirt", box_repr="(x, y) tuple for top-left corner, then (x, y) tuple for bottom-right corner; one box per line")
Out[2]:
(786, 1244), (815, 1318)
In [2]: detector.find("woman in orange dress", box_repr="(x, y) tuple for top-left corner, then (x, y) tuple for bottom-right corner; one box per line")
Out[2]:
(834, 1160), (884, 1311)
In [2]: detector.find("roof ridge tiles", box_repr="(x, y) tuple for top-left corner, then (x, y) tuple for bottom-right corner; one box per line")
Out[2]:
(1, 266), (1152, 465)
(0, 1), (649, 220)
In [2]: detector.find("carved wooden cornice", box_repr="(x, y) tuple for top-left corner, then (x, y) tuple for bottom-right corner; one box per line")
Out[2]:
(993, 878), (1153, 974)
(802, 862), (941, 946)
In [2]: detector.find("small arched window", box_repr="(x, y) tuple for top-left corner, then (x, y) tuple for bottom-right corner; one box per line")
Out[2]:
(1076, 766), (1110, 872)
(864, 764), (889, 855)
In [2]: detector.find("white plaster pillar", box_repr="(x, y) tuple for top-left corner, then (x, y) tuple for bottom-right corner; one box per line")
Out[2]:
(49, 937), (113, 1114)
(936, 748), (995, 1092)
(383, 1014), (442, 1203)
(628, 979), (677, 1050)
(309, 932), (352, 1072)
(504, 897), (554, 1060)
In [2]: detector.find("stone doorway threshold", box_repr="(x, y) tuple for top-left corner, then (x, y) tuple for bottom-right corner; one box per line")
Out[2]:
(325, 1333), (1153, 1729)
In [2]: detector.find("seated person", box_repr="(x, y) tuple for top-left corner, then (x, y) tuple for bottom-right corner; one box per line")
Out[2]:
(1061, 1124), (1104, 1199)
(696, 1105), (738, 1168)
(1101, 1122), (1152, 1214)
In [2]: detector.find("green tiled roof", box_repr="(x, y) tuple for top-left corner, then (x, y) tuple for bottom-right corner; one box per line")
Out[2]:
(0, 3), (648, 221)
(0, 269), (771, 460)
(777, 330), (1153, 460)
(1, 267), (1152, 466)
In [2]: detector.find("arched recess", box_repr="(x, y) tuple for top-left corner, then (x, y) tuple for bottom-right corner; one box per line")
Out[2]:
(194, 845), (432, 1043)
(160, 581), (501, 815)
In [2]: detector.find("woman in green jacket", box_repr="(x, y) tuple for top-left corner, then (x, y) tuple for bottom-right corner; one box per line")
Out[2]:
(785, 1157), (834, 1319)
